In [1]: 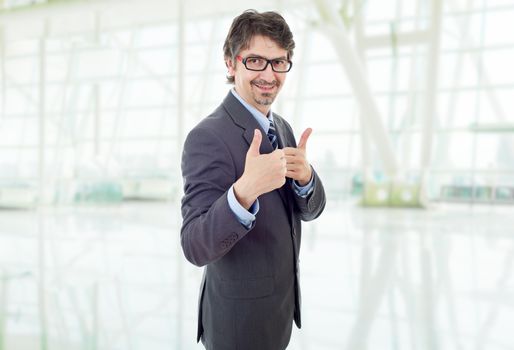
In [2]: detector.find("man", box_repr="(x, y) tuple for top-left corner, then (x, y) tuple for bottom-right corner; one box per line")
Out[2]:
(180, 9), (326, 350)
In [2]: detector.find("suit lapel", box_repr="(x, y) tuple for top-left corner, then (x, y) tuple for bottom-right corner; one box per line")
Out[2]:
(222, 92), (274, 155)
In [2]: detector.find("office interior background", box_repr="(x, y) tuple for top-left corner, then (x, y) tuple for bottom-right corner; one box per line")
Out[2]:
(1, 0), (513, 349)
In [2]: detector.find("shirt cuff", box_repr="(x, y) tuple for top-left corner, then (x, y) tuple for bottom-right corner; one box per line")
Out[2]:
(227, 185), (259, 228)
(293, 175), (314, 198)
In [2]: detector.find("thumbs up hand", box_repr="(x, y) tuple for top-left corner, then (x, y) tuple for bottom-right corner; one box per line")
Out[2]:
(233, 129), (287, 209)
(283, 128), (313, 186)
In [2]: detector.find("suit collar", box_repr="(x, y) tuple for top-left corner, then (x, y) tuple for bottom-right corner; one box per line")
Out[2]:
(230, 89), (273, 134)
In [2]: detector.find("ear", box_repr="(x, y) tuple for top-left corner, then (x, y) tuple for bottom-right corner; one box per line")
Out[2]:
(225, 57), (236, 77)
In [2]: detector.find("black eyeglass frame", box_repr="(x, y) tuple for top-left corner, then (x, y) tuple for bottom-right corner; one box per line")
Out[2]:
(236, 55), (293, 73)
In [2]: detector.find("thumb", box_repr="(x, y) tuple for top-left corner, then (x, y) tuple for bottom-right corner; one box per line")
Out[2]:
(298, 128), (313, 150)
(247, 129), (262, 157)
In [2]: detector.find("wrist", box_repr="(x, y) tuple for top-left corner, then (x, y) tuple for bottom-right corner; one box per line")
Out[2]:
(297, 167), (313, 186)
(234, 179), (257, 210)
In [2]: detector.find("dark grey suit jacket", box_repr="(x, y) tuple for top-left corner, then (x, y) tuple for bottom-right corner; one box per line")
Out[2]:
(180, 91), (326, 350)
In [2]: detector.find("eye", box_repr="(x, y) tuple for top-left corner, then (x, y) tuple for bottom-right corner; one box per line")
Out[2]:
(272, 59), (287, 67)
(247, 57), (264, 65)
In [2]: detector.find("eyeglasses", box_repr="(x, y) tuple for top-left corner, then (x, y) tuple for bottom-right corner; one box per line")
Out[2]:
(236, 55), (293, 73)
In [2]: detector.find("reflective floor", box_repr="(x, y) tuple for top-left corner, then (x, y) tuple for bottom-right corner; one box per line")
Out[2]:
(1, 200), (513, 350)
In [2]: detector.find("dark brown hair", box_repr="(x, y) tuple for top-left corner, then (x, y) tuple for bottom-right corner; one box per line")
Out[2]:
(223, 10), (295, 84)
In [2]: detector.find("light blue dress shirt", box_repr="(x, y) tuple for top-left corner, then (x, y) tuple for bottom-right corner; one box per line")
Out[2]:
(227, 89), (314, 228)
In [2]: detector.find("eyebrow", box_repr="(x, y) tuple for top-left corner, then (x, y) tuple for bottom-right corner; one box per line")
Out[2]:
(245, 54), (288, 60)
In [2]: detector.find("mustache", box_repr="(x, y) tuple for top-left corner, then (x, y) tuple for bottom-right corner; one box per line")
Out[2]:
(251, 79), (279, 87)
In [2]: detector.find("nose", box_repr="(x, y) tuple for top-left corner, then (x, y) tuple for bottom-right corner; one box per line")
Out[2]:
(259, 62), (276, 81)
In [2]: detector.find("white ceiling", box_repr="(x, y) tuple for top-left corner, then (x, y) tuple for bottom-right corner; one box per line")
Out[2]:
(0, 0), (312, 41)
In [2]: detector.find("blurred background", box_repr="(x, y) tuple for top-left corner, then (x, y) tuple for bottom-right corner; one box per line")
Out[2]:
(0, 0), (513, 349)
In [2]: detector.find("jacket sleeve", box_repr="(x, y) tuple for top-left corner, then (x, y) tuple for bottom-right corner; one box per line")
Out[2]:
(180, 126), (252, 267)
(292, 168), (326, 222)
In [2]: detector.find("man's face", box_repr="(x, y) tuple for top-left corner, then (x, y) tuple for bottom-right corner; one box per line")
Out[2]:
(226, 35), (289, 116)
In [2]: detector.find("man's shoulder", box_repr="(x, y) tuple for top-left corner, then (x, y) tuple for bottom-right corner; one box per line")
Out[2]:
(194, 104), (232, 131)
(193, 90), (250, 130)
(185, 103), (237, 145)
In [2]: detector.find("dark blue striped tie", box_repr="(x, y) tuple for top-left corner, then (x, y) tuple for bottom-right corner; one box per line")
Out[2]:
(268, 119), (278, 150)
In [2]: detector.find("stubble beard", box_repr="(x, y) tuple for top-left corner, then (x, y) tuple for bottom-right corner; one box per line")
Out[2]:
(251, 79), (280, 107)
(253, 93), (275, 106)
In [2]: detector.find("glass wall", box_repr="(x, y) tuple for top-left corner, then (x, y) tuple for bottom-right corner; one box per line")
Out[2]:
(0, 0), (513, 207)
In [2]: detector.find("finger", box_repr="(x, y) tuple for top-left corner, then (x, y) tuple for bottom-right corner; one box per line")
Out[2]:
(298, 128), (313, 150)
(247, 129), (262, 157)
(286, 170), (299, 179)
(285, 151), (308, 161)
(285, 158), (303, 167)
(286, 163), (300, 172)
(282, 147), (298, 156)
(284, 155), (297, 163)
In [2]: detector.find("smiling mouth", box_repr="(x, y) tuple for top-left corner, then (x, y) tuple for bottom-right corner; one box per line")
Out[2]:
(253, 83), (276, 92)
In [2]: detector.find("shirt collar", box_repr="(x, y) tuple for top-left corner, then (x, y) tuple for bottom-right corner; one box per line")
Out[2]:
(230, 88), (274, 134)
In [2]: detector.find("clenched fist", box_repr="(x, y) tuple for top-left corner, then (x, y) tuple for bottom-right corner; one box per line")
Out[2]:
(234, 129), (287, 209)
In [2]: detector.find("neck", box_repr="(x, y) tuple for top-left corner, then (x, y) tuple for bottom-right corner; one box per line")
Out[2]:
(233, 88), (271, 117)
(257, 105), (271, 117)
